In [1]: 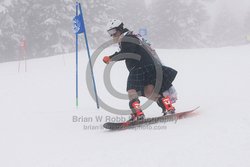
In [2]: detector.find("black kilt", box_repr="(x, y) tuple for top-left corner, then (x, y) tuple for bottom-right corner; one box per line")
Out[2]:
(127, 65), (177, 96)
(160, 66), (178, 93)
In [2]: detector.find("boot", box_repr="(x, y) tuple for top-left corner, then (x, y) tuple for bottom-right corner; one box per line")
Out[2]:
(128, 98), (145, 122)
(157, 96), (175, 115)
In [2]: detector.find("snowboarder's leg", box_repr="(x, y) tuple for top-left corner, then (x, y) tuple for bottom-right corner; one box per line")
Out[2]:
(144, 84), (161, 101)
(127, 89), (145, 122)
(157, 96), (175, 115)
(162, 86), (177, 103)
(157, 86), (177, 115)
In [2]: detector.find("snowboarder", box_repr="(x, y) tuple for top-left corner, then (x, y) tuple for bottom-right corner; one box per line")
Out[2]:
(103, 19), (178, 122)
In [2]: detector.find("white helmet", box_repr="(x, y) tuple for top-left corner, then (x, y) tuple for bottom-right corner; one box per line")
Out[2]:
(106, 19), (124, 32)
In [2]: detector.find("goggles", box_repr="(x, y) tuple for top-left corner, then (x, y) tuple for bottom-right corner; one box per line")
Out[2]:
(107, 28), (117, 36)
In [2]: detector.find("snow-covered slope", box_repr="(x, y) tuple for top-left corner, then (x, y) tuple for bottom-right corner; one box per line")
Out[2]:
(1, 45), (250, 167)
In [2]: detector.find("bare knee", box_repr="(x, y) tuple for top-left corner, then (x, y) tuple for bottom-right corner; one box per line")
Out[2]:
(144, 85), (154, 98)
(144, 85), (160, 100)
(127, 89), (138, 100)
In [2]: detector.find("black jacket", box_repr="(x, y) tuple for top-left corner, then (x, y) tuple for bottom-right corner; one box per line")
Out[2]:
(110, 30), (157, 71)
(110, 30), (177, 91)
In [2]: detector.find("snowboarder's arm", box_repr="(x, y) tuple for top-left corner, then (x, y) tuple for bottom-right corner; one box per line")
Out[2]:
(110, 39), (138, 61)
(103, 56), (111, 64)
(102, 36), (139, 64)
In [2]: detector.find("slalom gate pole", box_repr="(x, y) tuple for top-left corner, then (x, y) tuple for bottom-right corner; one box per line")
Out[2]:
(79, 3), (99, 109)
(73, 1), (99, 109)
(75, 1), (79, 107)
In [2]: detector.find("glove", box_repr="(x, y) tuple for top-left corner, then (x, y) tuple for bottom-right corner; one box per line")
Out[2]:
(103, 56), (111, 64)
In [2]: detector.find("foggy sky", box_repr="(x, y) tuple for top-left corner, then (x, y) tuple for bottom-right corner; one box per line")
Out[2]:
(145, 0), (250, 19)
(206, 0), (250, 19)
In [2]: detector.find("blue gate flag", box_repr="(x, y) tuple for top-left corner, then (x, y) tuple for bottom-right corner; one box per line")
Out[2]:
(73, 2), (85, 34)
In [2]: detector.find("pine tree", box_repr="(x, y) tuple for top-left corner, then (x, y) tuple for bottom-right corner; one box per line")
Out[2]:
(212, 6), (245, 47)
(149, 0), (208, 48)
(112, 0), (148, 33)
(25, 0), (74, 57)
(0, 0), (18, 62)
(245, 11), (250, 42)
(83, 0), (149, 46)
(0, 0), (75, 60)
(81, 0), (117, 48)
